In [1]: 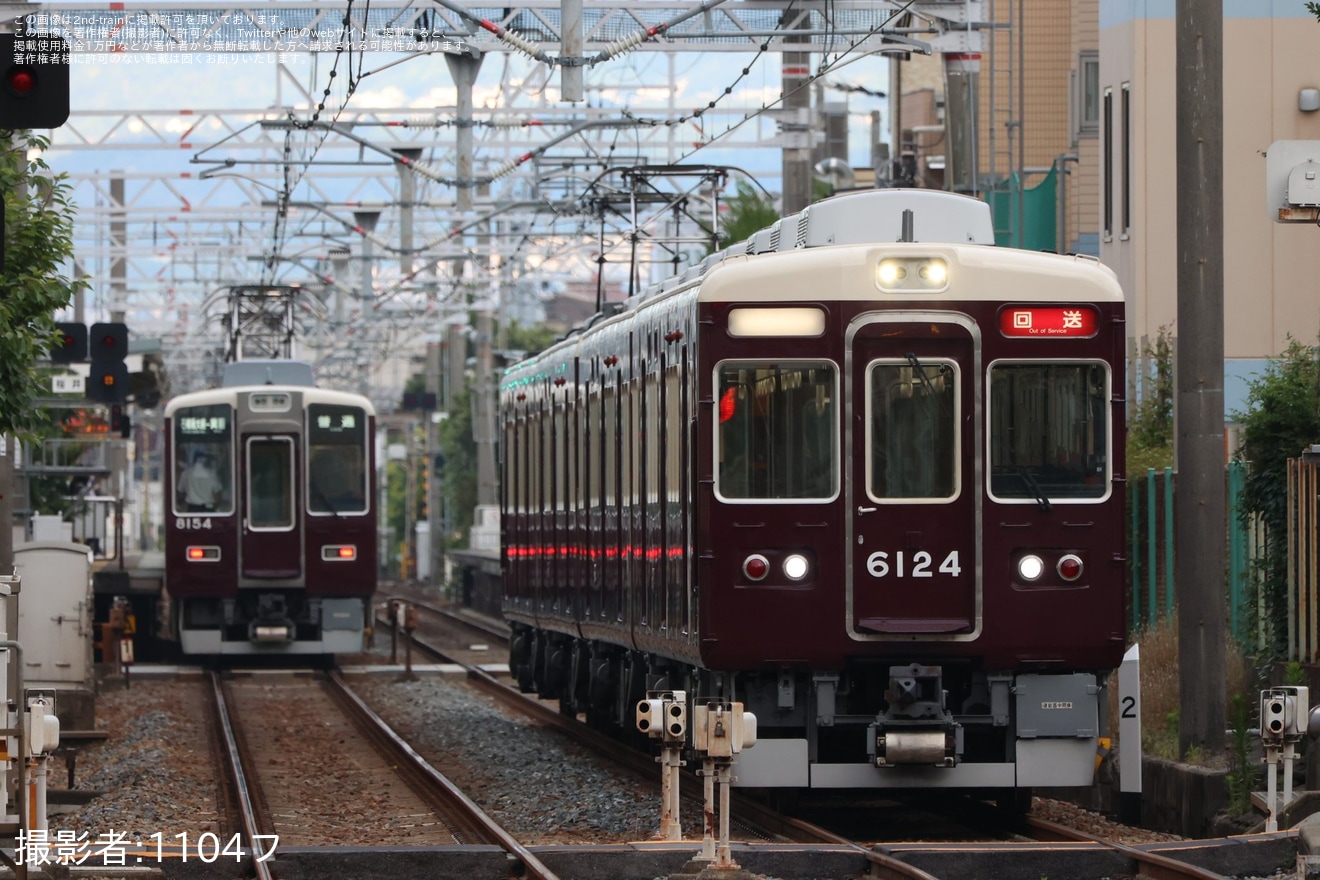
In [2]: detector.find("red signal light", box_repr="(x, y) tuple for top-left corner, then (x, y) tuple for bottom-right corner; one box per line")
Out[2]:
(6, 69), (34, 96)
(719, 387), (737, 423)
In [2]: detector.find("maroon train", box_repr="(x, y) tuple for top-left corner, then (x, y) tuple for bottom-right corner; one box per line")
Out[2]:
(500, 189), (1126, 800)
(163, 361), (377, 655)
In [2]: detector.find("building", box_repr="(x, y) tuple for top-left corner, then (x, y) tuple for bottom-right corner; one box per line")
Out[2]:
(1100, 1), (1320, 412)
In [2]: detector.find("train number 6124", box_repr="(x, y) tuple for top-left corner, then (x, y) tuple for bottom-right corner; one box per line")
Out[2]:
(865, 550), (962, 579)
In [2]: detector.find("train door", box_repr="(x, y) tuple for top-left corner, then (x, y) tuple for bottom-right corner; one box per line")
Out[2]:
(241, 435), (301, 579)
(846, 313), (981, 641)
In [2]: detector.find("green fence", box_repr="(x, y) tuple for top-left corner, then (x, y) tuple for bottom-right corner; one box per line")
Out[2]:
(987, 168), (1057, 251)
(1129, 461), (1256, 645)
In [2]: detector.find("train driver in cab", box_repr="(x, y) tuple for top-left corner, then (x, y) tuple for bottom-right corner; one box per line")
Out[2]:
(182, 451), (223, 512)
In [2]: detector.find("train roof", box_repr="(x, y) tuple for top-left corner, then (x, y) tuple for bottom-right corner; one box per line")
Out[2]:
(163, 382), (376, 416)
(697, 241), (1123, 305)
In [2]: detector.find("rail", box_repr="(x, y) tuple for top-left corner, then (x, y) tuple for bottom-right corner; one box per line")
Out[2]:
(207, 671), (275, 880)
(1025, 816), (1229, 880)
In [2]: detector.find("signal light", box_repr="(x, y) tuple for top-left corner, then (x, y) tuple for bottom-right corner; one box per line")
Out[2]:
(88, 322), (129, 403)
(50, 322), (87, 363)
(0, 33), (70, 130)
(186, 546), (220, 561)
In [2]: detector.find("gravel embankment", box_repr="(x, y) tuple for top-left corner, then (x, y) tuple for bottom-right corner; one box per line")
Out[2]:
(45, 662), (1189, 852)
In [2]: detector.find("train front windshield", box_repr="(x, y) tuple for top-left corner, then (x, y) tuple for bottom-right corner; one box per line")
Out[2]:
(989, 361), (1109, 500)
(173, 404), (234, 515)
(307, 404), (369, 514)
(716, 362), (837, 501)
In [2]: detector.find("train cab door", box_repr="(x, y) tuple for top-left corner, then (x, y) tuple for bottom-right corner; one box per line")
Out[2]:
(240, 434), (302, 580)
(845, 313), (981, 641)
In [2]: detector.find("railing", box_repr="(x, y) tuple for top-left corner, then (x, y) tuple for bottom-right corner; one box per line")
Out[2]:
(1288, 455), (1320, 662)
(1128, 461), (1259, 647)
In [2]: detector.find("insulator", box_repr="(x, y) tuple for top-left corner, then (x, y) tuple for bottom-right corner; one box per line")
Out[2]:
(499, 29), (541, 60)
(405, 115), (446, 128)
(599, 30), (648, 61)
(490, 158), (521, 180)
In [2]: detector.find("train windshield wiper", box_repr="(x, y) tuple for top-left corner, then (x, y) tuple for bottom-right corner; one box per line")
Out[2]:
(1018, 468), (1053, 512)
(311, 482), (342, 517)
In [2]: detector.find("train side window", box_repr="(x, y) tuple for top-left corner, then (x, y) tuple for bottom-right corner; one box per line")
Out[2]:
(307, 404), (368, 515)
(715, 360), (838, 502)
(248, 437), (294, 529)
(173, 403), (234, 515)
(988, 361), (1110, 502)
(866, 360), (959, 502)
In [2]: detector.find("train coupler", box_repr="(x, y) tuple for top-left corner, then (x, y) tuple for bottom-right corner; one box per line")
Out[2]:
(869, 663), (960, 768)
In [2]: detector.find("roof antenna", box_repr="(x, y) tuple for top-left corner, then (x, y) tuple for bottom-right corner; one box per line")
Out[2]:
(899, 208), (915, 243)
(265, 366), (275, 385)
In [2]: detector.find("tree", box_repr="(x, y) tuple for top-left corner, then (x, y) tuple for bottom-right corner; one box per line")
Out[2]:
(716, 180), (780, 250)
(1309, 2), (1319, 20)
(0, 134), (85, 434)
(1232, 335), (1320, 652)
(1127, 326), (1175, 473)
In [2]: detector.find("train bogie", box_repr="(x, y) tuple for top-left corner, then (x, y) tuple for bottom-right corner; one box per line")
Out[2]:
(164, 363), (377, 656)
(501, 190), (1126, 792)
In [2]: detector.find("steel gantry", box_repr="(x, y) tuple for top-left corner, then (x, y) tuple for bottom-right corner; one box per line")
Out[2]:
(40, 0), (982, 398)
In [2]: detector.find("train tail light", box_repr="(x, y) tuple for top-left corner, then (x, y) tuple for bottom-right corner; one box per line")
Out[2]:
(186, 546), (221, 562)
(322, 545), (357, 561)
(1017, 554), (1044, 582)
(783, 554), (809, 580)
(742, 554), (769, 581)
(1057, 554), (1084, 582)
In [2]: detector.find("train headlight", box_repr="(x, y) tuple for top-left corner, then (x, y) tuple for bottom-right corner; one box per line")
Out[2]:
(1017, 554), (1045, 582)
(876, 257), (950, 293)
(783, 554), (809, 580)
(186, 546), (221, 562)
(919, 260), (948, 285)
(1057, 554), (1084, 582)
(877, 260), (907, 286)
(743, 555), (769, 581)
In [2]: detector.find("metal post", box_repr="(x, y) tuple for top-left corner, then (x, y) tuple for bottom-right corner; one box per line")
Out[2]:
(1147, 468), (1156, 625)
(1174, 0), (1227, 757)
(699, 756), (716, 862)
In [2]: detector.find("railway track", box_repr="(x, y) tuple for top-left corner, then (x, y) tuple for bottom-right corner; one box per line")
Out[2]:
(207, 669), (560, 879)
(386, 597), (1237, 880)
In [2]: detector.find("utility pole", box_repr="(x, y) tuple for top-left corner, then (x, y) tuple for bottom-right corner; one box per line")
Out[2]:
(1175, 0), (1226, 758)
(780, 14), (812, 214)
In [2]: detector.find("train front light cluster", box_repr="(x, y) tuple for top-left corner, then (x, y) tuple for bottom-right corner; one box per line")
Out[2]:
(875, 257), (950, 293)
(1015, 551), (1086, 584)
(742, 553), (812, 583)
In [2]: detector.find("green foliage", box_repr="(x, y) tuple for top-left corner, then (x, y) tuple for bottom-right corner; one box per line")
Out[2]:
(1145, 707), (1181, 760)
(716, 180), (780, 250)
(1309, 1), (1320, 20)
(1130, 327), (1174, 451)
(503, 321), (559, 358)
(1224, 694), (1255, 815)
(1285, 661), (1308, 687)
(439, 386), (476, 545)
(1233, 335), (1320, 654)
(0, 134), (85, 435)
